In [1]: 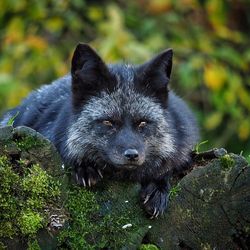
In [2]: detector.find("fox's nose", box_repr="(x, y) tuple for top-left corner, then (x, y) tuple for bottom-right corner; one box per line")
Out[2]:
(124, 149), (139, 161)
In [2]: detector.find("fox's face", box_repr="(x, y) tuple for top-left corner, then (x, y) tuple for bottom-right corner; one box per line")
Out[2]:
(67, 44), (175, 170)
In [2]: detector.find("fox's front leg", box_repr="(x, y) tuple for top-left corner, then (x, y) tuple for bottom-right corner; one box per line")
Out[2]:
(74, 163), (103, 187)
(140, 174), (171, 218)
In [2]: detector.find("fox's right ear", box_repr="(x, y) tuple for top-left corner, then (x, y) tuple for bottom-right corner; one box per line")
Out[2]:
(136, 49), (173, 106)
(71, 43), (115, 108)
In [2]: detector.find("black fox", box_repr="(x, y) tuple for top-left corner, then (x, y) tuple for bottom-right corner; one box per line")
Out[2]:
(1, 44), (199, 217)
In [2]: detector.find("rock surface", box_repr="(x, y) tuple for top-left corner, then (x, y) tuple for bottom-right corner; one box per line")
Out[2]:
(148, 153), (250, 249)
(0, 126), (67, 250)
(0, 126), (249, 249)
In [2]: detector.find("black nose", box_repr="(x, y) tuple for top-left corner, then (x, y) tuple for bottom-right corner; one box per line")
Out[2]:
(124, 149), (139, 161)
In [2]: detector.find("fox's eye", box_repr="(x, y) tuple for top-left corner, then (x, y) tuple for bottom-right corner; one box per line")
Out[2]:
(138, 121), (147, 129)
(103, 120), (113, 127)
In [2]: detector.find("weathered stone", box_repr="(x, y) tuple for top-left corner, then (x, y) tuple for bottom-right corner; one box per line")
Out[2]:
(0, 126), (67, 250)
(0, 125), (14, 141)
(0, 126), (249, 249)
(147, 154), (250, 249)
(13, 126), (63, 177)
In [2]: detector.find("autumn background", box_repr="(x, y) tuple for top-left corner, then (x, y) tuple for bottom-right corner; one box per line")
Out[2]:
(0, 0), (249, 160)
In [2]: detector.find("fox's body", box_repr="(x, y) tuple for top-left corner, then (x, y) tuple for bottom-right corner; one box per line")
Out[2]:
(1, 44), (199, 217)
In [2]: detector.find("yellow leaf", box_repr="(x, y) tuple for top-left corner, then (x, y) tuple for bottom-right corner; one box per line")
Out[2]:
(217, 26), (244, 43)
(4, 17), (24, 44)
(180, 0), (197, 6)
(206, 0), (226, 29)
(205, 112), (222, 130)
(88, 7), (103, 21)
(224, 90), (235, 105)
(204, 63), (227, 91)
(26, 35), (48, 51)
(56, 63), (68, 76)
(146, 0), (172, 14)
(238, 120), (250, 141)
(46, 18), (64, 32)
(238, 86), (250, 111)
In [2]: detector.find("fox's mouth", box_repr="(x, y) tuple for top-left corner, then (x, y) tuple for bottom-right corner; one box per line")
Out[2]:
(113, 163), (139, 170)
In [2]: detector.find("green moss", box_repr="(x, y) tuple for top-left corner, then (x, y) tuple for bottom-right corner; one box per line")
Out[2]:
(22, 164), (61, 198)
(0, 155), (9, 166)
(169, 183), (181, 200)
(15, 134), (45, 151)
(0, 242), (7, 250)
(139, 244), (159, 250)
(220, 154), (235, 169)
(1, 130), (152, 249)
(58, 182), (149, 249)
(0, 156), (20, 239)
(18, 210), (43, 235)
(0, 155), (61, 248)
(57, 186), (102, 249)
(27, 239), (41, 250)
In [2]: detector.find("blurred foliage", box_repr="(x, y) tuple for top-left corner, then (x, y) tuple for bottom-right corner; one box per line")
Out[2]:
(0, 0), (250, 157)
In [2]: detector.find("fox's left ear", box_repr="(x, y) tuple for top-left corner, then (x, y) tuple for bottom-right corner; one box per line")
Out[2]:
(137, 49), (173, 105)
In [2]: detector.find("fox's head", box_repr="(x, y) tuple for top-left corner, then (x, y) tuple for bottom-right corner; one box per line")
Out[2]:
(66, 44), (176, 170)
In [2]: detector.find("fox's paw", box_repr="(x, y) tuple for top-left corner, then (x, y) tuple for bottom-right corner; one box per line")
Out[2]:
(74, 166), (103, 187)
(140, 182), (169, 218)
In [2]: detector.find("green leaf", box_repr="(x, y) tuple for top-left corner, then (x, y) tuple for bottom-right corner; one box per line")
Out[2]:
(7, 111), (20, 126)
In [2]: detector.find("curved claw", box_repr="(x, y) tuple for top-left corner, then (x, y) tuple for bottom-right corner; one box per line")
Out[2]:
(75, 173), (79, 183)
(144, 195), (150, 204)
(88, 178), (91, 187)
(140, 182), (169, 218)
(155, 211), (160, 218)
(97, 169), (103, 178)
(81, 177), (86, 187)
(75, 165), (104, 187)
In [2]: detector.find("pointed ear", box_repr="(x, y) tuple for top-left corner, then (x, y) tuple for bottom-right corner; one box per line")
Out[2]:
(136, 49), (173, 105)
(71, 43), (115, 108)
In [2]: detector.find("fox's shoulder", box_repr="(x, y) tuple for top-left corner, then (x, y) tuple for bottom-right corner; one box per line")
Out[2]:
(31, 74), (71, 101)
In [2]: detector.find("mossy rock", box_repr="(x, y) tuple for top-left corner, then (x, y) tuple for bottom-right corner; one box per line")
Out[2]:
(148, 153), (250, 249)
(0, 126), (63, 177)
(56, 153), (250, 250)
(0, 126), (249, 249)
(0, 126), (67, 250)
